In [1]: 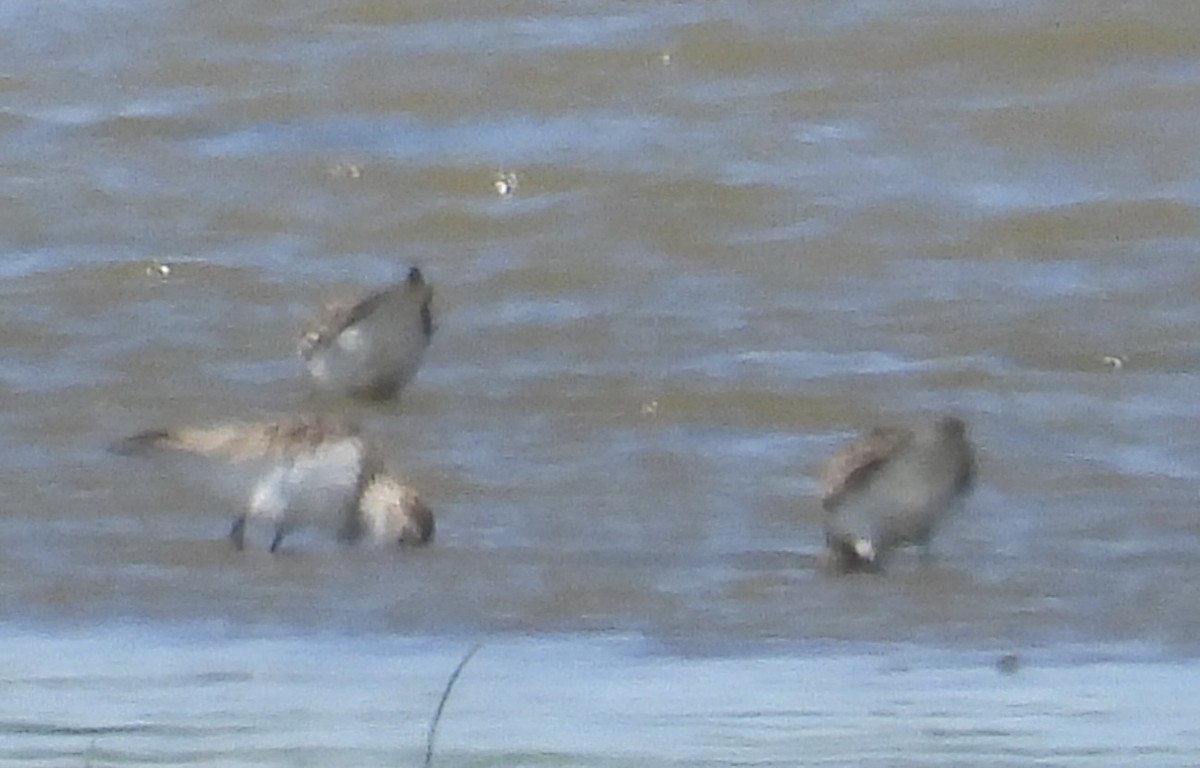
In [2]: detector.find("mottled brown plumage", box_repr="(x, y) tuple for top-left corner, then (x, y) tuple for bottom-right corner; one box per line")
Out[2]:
(120, 415), (360, 463)
(299, 267), (434, 400)
(819, 415), (976, 573)
(353, 472), (435, 546)
(819, 427), (912, 511)
(116, 416), (433, 552)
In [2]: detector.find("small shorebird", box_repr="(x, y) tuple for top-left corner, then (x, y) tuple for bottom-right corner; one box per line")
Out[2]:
(299, 267), (435, 400)
(819, 415), (976, 573)
(116, 416), (434, 552)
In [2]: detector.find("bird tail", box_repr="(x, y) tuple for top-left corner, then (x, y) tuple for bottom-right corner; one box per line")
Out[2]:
(110, 428), (177, 456)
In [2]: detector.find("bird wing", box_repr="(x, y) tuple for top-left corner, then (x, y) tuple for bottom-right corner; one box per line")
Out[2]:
(819, 427), (912, 511)
(299, 272), (434, 359)
(118, 416), (359, 463)
(298, 293), (375, 358)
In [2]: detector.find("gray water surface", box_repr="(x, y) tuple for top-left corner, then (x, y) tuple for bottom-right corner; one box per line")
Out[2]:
(4, 627), (1198, 768)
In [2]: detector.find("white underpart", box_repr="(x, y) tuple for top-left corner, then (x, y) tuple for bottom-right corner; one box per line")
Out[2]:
(308, 357), (330, 381)
(337, 327), (365, 352)
(853, 538), (877, 561)
(246, 439), (365, 534)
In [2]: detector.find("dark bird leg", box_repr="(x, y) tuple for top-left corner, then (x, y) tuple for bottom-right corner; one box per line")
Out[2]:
(229, 515), (247, 550)
(269, 526), (286, 554)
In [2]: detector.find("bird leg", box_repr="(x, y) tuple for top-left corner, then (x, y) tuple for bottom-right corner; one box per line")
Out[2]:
(229, 515), (247, 551)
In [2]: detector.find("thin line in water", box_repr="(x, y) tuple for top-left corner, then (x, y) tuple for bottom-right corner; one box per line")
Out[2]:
(424, 643), (482, 768)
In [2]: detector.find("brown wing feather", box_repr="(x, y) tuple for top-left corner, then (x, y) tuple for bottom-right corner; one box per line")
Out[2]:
(299, 269), (433, 359)
(119, 416), (359, 463)
(299, 295), (366, 358)
(819, 427), (913, 511)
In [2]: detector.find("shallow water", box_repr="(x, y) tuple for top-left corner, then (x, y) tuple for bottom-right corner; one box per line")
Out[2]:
(4, 626), (1199, 768)
(2, 0), (1200, 764)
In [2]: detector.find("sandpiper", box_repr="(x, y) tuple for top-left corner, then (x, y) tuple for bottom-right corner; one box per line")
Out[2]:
(299, 267), (435, 400)
(819, 415), (976, 573)
(117, 416), (434, 552)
